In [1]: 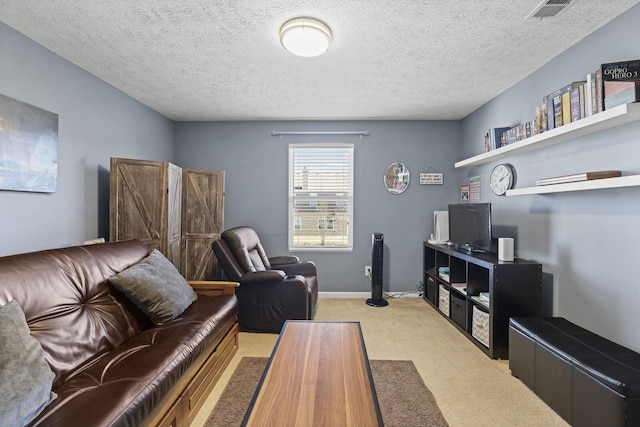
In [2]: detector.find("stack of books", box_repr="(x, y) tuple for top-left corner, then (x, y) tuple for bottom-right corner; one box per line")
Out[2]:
(438, 266), (449, 282)
(481, 58), (638, 152)
(470, 294), (490, 309)
(536, 170), (621, 186)
(542, 59), (640, 131)
(484, 127), (510, 151)
(451, 284), (467, 295)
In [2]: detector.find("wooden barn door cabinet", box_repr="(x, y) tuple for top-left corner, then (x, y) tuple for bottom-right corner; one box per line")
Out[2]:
(110, 158), (182, 268)
(181, 169), (225, 281)
(110, 158), (224, 280)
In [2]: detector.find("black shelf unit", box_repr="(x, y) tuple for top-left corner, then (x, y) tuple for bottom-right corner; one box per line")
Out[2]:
(423, 242), (542, 359)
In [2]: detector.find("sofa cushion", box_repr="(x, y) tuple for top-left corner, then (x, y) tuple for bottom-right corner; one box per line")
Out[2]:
(30, 294), (239, 427)
(108, 250), (197, 325)
(0, 300), (56, 427)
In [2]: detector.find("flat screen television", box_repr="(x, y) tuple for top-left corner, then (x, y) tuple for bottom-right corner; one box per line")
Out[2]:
(448, 203), (493, 253)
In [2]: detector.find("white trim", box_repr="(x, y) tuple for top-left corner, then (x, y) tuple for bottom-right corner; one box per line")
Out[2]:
(385, 291), (423, 299)
(319, 291), (423, 299)
(319, 292), (370, 298)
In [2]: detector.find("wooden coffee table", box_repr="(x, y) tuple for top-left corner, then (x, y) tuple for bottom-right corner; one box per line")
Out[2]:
(242, 320), (383, 426)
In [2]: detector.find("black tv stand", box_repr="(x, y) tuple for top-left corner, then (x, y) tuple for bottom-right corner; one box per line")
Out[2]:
(423, 241), (541, 359)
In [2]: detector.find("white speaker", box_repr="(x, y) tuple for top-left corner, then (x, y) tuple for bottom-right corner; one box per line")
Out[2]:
(428, 211), (449, 244)
(498, 238), (514, 261)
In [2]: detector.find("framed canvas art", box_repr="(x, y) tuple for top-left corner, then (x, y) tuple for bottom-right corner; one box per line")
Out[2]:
(0, 93), (58, 193)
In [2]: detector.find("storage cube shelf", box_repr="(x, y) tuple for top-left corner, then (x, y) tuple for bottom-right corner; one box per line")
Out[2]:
(423, 242), (542, 359)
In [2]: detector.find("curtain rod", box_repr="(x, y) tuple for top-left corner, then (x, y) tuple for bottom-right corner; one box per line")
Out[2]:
(271, 131), (369, 138)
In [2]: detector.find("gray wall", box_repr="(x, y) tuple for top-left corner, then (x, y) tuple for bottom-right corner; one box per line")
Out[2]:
(0, 21), (174, 256)
(174, 121), (461, 294)
(2, 3), (639, 353)
(461, 4), (640, 352)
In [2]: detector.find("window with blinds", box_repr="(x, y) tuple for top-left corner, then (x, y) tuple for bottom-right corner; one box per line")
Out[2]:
(288, 143), (354, 251)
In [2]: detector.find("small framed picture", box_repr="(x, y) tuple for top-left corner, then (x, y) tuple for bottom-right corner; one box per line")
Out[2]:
(460, 184), (470, 202)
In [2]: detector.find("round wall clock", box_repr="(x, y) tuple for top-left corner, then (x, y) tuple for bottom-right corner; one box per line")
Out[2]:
(490, 163), (516, 196)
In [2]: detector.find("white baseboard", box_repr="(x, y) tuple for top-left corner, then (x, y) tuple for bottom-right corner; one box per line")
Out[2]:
(319, 292), (370, 298)
(319, 291), (423, 299)
(386, 291), (423, 298)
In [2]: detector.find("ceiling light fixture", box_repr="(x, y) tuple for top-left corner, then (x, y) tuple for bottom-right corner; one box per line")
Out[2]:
(280, 18), (332, 58)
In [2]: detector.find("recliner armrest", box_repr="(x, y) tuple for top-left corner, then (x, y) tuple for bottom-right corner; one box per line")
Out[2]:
(240, 270), (286, 285)
(269, 256), (300, 266)
(275, 261), (317, 277)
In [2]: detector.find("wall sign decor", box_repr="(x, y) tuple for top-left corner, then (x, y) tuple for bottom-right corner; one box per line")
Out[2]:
(384, 162), (410, 194)
(419, 167), (444, 185)
(0, 93), (58, 193)
(470, 176), (481, 202)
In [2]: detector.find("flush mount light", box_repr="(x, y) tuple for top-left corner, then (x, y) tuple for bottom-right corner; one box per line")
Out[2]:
(280, 17), (332, 57)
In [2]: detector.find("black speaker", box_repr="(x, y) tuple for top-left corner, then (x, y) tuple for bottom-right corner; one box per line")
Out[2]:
(367, 232), (388, 307)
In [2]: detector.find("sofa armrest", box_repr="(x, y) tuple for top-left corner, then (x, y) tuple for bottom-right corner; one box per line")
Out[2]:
(188, 280), (239, 297)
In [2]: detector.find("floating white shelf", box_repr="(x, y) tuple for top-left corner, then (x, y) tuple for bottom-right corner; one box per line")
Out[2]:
(506, 175), (640, 196)
(455, 103), (640, 169)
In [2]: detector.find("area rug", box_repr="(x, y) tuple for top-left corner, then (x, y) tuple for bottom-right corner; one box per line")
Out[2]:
(205, 357), (448, 427)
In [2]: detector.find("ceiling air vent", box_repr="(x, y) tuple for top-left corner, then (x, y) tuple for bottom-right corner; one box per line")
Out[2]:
(526, 0), (576, 19)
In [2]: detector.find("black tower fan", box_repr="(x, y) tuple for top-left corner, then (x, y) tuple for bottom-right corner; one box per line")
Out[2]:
(367, 232), (388, 307)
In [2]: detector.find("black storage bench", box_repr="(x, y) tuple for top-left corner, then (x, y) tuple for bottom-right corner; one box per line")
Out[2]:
(509, 317), (640, 427)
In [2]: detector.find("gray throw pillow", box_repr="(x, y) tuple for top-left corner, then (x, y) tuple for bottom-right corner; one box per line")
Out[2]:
(108, 249), (198, 325)
(0, 300), (57, 427)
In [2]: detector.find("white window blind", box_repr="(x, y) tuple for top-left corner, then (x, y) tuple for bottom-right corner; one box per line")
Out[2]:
(288, 143), (354, 251)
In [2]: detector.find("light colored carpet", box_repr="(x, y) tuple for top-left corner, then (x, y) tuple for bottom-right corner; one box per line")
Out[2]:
(205, 357), (448, 427)
(191, 298), (569, 427)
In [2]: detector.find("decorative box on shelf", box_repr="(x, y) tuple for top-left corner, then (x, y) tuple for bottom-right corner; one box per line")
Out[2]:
(472, 305), (490, 348)
(438, 284), (450, 317)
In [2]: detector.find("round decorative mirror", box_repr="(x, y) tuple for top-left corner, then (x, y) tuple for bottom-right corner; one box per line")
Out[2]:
(384, 162), (410, 194)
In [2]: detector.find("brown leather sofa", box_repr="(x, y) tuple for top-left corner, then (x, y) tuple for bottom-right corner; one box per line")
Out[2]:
(0, 240), (239, 427)
(212, 226), (318, 333)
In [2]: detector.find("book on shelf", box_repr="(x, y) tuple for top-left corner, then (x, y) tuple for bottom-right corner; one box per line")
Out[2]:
(561, 81), (586, 126)
(534, 103), (547, 134)
(595, 68), (604, 113)
(561, 90), (572, 126)
(479, 292), (490, 302)
(553, 91), (564, 127)
(545, 97), (555, 130)
(570, 85), (582, 122)
(601, 59), (640, 82)
(604, 81), (640, 110)
(543, 88), (563, 128)
(585, 72), (596, 117)
(535, 170), (622, 186)
(600, 59), (640, 110)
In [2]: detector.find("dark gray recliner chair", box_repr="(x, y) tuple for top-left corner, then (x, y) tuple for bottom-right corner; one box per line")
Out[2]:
(211, 226), (318, 332)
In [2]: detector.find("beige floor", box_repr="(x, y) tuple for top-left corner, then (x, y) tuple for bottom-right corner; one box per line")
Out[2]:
(191, 297), (568, 427)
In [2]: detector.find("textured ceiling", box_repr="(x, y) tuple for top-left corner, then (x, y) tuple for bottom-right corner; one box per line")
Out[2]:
(0, 1), (638, 121)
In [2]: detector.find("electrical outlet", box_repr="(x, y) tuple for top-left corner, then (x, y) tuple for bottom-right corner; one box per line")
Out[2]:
(365, 266), (371, 277)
